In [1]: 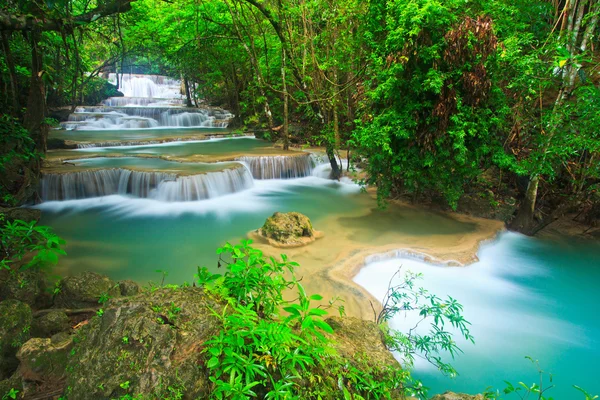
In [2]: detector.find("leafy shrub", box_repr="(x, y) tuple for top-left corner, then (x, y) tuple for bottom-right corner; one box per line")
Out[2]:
(0, 215), (66, 272)
(196, 240), (472, 399)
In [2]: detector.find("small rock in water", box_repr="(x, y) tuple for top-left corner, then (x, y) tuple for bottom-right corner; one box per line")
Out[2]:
(257, 212), (322, 247)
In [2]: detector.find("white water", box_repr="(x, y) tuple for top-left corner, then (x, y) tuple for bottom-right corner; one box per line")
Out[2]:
(237, 154), (318, 179)
(354, 232), (600, 397)
(60, 74), (234, 130)
(40, 166), (253, 202)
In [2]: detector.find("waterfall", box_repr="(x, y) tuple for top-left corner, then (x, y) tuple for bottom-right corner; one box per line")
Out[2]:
(61, 106), (233, 130)
(237, 154), (315, 179)
(108, 73), (182, 99)
(40, 166), (254, 202)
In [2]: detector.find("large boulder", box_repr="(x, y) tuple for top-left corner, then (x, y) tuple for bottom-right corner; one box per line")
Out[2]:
(64, 287), (221, 399)
(16, 333), (73, 383)
(430, 392), (485, 400)
(0, 300), (32, 380)
(257, 212), (321, 247)
(53, 272), (120, 309)
(32, 310), (70, 338)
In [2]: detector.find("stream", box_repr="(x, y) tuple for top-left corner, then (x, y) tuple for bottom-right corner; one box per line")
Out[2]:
(38, 74), (600, 398)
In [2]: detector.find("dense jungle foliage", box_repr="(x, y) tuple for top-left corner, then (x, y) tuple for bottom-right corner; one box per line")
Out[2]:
(0, 0), (599, 231)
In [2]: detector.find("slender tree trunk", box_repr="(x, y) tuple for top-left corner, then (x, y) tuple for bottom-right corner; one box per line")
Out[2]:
(282, 49), (289, 150)
(183, 77), (193, 107)
(1, 31), (19, 115)
(23, 30), (48, 153)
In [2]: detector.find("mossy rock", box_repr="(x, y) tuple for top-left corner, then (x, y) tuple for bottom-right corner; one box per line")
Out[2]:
(16, 333), (73, 382)
(64, 287), (221, 399)
(0, 269), (51, 308)
(118, 280), (141, 297)
(32, 310), (70, 338)
(53, 271), (120, 309)
(257, 212), (322, 247)
(0, 300), (32, 380)
(0, 374), (23, 400)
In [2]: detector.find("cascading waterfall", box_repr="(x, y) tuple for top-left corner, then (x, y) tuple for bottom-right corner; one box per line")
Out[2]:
(236, 154), (317, 179)
(61, 106), (234, 130)
(40, 166), (253, 201)
(59, 74), (234, 130)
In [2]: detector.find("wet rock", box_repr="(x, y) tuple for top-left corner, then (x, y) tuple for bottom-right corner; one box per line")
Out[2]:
(54, 272), (120, 309)
(0, 269), (51, 308)
(0, 208), (41, 223)
(32, 310), (70, 338)
(0, 300), (33, 380)
(65, 287), (220, 399)
(257, 212), (321, 247)
(16, 333), (73, 382)
(430, 392), (485, 400)
(118, 280), (141, 297)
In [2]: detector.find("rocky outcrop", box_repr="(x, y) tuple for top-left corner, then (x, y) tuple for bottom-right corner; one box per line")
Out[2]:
(65, 287), (221, 399)
(53, 271), (120, 309)
(0, 300), (32, 380)
(257, 211), (322, 247)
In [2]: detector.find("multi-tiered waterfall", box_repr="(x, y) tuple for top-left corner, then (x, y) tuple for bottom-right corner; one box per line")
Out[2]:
(44, 73), (332, 203)
(61, 74), (234, 130)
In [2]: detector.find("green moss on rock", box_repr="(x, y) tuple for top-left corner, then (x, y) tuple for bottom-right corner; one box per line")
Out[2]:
(54, 271), (120, 309)
(258, 211), (321, 247)
(0, 300), (32, 380)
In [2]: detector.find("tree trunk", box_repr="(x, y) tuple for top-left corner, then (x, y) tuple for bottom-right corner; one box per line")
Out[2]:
(183, 77), (193, 107)
(326, 144), (341, 180)
(510, 175), (539, 234)
(1, 31), (19, 115)
(23, 30), (48, 153)
(282, 49), (289, 150)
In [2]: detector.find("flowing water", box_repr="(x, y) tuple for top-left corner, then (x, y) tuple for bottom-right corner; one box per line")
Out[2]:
(354, 233), (600, 398)
(39, 74), (600, 398)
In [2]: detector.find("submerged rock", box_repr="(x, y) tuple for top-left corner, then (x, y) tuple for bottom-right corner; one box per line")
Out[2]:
(0, 300), (32, 380)
(54, 271), (120, 309)
(257, 211), (322, 247)
(65, 287), (221, 399)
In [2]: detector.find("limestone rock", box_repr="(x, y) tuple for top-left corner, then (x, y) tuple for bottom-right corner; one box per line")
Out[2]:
(257, 212), (321, 247)
(53, 271), (120, 309)
(65, 287), (221, 399)
(0, 300), (32, 380)
(118, 280), (141, 297)
(16, 333), (73, 382)
(430, 392), (485, 400)
(32, 310), (70, 337)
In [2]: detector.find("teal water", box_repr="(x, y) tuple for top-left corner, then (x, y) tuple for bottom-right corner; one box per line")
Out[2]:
(71, 137), (275, 157)
(354, 232), (600, 399)
(50, 127), (230, 142)
(59, 157), (241, 174)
